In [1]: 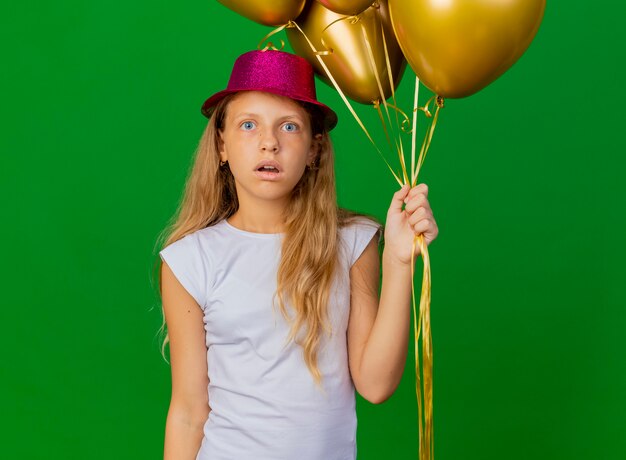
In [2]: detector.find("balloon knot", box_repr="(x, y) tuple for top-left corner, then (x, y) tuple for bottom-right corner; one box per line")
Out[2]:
(260, 40), (285, 51)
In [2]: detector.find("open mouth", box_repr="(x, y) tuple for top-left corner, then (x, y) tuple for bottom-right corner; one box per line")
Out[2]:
(257, 165), (279, 173)
(255, 163), (282, 180)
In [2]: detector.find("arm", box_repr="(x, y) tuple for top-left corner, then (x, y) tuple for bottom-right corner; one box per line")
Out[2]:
(347, 184), (438, 404)
(347, 236), (412, 404)
(161, 261), (210, 460)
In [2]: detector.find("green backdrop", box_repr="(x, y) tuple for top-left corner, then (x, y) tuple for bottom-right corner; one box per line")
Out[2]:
(1, 1), (624, 459)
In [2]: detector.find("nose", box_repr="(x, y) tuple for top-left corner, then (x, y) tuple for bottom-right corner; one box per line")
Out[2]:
(259, 128), (279, 153)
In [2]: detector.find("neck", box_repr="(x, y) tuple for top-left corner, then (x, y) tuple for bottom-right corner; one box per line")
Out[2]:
(228, 195), (289, 234)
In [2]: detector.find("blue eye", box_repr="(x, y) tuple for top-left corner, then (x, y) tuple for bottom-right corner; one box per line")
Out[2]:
(282, 122), (298, 132)
(241, 121), (256, 130)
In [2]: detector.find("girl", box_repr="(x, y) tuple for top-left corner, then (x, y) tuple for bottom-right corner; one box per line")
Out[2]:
(157, 49), (438, 460)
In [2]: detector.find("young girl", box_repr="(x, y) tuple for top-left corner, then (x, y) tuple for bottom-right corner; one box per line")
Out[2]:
(157, 49), (438, 460)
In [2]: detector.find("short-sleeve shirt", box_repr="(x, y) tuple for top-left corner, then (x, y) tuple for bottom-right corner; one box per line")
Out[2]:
(159, 217), (381, 460)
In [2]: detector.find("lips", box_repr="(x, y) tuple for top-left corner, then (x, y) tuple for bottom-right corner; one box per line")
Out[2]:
(254, 159), (283, 181)
(254, 160), (282, 173)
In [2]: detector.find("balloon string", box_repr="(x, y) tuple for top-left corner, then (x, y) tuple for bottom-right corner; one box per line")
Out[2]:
(290, 20), (403, 186)
(361, 20), (408, 184)
(411, 76), (420, 186)
(410, 236), (423, 456)
(375, 36), (434, 447)
(412, 101), (438, 460)
(420, 234), (434, 460)
(373, 103), (405, 180)
(410, 232), (433, 460)
(381, 102), (411, 132)
(410, 81), (440, 460)
(361, 13), (439, 460)
(412, 96), (444, 187)
(378, 10), (410, 177)
(257, 22), (293, 51)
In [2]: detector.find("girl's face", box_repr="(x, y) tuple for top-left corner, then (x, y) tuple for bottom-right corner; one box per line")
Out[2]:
(218, 91), (320, 206)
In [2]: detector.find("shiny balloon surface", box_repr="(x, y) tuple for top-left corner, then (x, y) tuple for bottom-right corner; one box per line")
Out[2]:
(288, 1), (406, 104)
(389, 0), (546, 98)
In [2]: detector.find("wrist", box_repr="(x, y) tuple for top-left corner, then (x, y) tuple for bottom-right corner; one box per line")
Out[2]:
(382, 250), (412, 271)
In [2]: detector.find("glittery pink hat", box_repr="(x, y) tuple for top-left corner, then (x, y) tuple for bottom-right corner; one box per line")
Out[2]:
(201, 49), (338, 131)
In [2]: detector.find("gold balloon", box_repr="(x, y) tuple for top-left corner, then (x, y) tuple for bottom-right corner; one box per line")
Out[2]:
(287, 1), (406, 104)
(216, 0), (306, 27)
(388, 0), (546, 98)
(316, 0), (374, 16)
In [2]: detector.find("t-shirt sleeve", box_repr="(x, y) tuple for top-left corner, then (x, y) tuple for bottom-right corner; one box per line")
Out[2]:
(344, 217), (382, 267)
(159, 234), (208, 309)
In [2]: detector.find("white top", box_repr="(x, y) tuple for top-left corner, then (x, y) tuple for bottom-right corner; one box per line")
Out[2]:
(159, 217), (381, 460)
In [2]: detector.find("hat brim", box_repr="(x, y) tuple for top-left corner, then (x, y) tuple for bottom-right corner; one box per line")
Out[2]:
(201, 88), (338, 131)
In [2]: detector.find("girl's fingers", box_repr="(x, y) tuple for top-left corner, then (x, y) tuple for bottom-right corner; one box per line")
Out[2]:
(396, 183), (438, 239)
(407, 207), (432, 226)
(389, 184), (410, 213)
(404, 183), (429, 202)
(413, 219), (433, 235)
(404, 197), (430, 214)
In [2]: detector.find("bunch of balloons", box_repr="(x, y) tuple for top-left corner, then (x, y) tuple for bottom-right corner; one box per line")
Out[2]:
(217, 0), (546, 103)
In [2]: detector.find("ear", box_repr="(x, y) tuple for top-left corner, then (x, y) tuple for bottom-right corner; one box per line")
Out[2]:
(217, 129), (227, 162)
(308, 133), (323, 164)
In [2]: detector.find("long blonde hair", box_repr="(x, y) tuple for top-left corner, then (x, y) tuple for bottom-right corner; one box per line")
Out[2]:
(154, 93), (368, 388)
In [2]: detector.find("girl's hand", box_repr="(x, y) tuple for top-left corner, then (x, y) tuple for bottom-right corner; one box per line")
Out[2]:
(384, 183), (439, 266)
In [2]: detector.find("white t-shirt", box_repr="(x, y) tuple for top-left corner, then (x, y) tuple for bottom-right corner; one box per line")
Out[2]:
(159, 217), (381, 460)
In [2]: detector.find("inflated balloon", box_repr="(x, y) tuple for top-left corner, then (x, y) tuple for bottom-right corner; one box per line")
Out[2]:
(316, 0), (374, 16)
(388, 0), (546, 98)
(287, 1), (406, 104)
(216, 0), (306, 27)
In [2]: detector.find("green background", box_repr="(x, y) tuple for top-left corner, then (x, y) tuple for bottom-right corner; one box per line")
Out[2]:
(1, 1), (624, 459)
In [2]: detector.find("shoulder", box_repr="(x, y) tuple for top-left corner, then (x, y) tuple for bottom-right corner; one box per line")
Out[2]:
(338, 213), (382, 267)
(339, 212), (382, 243)
(340, 214), (381, 232)
(160, 221), (226, 258)
(159, 222), (227, 308)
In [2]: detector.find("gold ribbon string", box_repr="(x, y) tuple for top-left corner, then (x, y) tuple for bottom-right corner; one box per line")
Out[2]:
(375, 6), (417, 199)
(316, 11), (408, 184)
(378, 9), (411, 179)
(409, 90), (442, 460)
(361, 13), (440, 459)
(382, 102), (412, 133)
(373, 102), (397, 166)
(377, 102), (412, 193)
(364, 27), (442, 458)
(290, 20), (403, 186)
(409, 76), (424, 459)
(410, 236), (422, 458)
(361, 19), (409, 185)
(412, 96), (444, 187)
(410, 77), (421, 187)
(422, 233), (433, 460)
(257, 21), (296, 51)
(373, 102), (410, 185)
(413, 234), (434, 460)
(411, 232), (433, 460)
